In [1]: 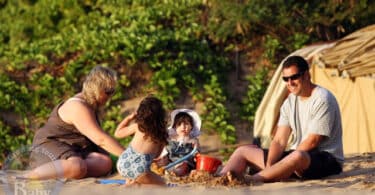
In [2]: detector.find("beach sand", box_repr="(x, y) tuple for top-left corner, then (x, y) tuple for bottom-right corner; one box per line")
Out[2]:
(1, 152), (374, 195)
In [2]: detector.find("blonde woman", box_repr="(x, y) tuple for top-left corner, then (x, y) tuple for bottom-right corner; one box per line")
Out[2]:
(26, 66), (125, 180)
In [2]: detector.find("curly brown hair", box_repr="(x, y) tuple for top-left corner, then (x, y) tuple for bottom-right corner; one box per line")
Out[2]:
(135, 95), (168, 145)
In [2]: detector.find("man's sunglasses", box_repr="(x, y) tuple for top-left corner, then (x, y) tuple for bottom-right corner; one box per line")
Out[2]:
(105, 88), (115, 96)
(282, 71), (305, 82)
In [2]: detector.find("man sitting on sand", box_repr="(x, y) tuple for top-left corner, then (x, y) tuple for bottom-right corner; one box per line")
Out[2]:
(219, 55), (344, 182)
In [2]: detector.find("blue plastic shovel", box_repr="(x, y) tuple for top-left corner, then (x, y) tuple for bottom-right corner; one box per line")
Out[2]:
(164, 147), (198, 170)
(98, 179), (126, 185)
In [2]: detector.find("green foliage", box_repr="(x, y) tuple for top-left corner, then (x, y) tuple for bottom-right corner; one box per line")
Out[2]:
(0, 120), (33, 161)
(202, 76), (236, 144)
(0, 74), (30, 113)
(241, 68), (269, 124)
(207, 0), (374, 54)
(263, 35), (283, 66)
(101, 104), (132, 146)
(0, 0), (236, 161)
(289, 33), (310, 51)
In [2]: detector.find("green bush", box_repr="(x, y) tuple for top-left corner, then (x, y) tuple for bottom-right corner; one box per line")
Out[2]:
(0, 0), (235, 161)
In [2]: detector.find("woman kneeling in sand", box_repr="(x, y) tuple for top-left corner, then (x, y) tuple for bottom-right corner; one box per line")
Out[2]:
(26, 66), (125, 180)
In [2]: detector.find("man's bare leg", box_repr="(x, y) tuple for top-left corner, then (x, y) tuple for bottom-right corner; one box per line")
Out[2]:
(219, 145), (265, 176)
(250, 150), (310, 182)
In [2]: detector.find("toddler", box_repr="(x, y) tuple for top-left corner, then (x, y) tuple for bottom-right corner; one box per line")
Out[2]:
(157, 109), (201, 176)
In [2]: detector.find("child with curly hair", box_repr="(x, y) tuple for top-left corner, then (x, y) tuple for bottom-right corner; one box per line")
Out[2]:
(115, 96), (168, 186)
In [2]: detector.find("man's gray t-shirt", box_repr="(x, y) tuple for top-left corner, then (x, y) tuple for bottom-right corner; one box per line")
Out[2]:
(278, 85), (344, 164)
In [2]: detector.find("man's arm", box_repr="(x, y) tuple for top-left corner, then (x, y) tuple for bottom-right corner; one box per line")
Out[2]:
(266, 126), (291, 167)
(296, 134), (324, 151)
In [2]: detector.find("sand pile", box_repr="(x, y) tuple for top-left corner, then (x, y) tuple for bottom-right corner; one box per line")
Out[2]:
(164, 170), (247, 187)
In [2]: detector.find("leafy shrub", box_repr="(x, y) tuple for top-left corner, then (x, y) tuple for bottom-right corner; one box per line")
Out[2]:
(241, 68), (269, 124)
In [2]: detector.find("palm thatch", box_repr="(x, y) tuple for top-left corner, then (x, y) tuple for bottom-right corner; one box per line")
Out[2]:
(314, 24), (375, 78)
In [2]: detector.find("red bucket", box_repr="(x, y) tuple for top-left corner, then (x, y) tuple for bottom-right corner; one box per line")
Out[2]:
(195, 154), (222, 174)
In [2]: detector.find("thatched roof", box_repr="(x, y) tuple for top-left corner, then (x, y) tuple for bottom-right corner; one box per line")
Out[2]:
(313, 24), (375, 78)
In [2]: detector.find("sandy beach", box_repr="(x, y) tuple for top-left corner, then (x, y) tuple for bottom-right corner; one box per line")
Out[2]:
(1, 152), (374, 195)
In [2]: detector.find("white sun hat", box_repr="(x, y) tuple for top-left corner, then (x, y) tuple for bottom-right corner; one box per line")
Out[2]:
(167, 108), (201, 138)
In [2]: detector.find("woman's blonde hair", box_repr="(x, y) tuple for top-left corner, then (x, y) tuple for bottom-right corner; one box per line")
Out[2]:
(82, 66), (117, 110)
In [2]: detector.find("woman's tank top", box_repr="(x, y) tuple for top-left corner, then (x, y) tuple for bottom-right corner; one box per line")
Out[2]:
(32, 98), (98, 148)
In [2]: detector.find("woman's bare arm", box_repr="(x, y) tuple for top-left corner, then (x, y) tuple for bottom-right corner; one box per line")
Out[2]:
(60, 100), (125, 156)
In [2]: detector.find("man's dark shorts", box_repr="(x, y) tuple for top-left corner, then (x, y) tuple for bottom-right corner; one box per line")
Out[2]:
(263, 149), (342, 179)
